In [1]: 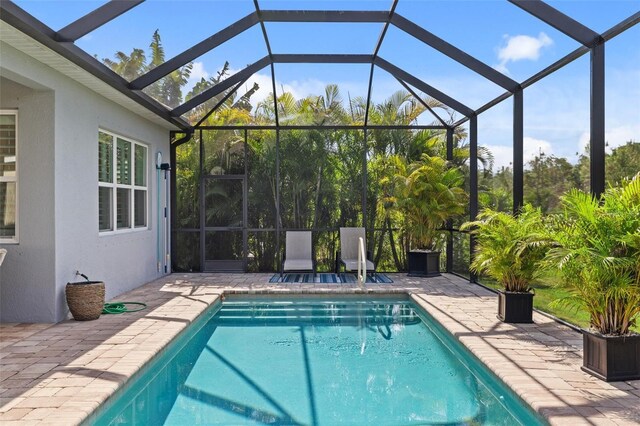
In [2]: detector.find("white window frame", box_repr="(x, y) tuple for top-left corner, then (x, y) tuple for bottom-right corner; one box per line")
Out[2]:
(98, 129), (148, 235)
(0, 110), (18, 244)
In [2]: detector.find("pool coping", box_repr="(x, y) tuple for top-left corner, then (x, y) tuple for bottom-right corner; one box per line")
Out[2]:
(1, 273), (639, 425)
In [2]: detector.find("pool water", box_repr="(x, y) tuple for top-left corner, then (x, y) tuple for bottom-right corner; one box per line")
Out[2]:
(91, 297), (546, 425)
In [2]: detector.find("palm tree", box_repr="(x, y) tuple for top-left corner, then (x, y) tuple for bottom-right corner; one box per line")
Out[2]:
(147, 30), (192, 109)
(103, 30), (192, 109)
(184, 62), (232, 124)
(393, 154), (467, 250)
(543, 174), (640, 335)
(462, 205), (547, 292)
(103, 49), (146, 81)
(313, 84), (347, 125)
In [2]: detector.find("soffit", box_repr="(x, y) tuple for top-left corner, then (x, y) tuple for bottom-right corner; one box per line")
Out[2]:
(0, 20), (179, 131)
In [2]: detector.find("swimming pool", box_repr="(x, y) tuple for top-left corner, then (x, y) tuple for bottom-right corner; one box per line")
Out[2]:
(89, 296), (546, 425)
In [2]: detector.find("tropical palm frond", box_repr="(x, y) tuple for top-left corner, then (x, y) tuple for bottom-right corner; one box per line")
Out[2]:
(462, 204), (548, 292)
(544, 174), (640, 335)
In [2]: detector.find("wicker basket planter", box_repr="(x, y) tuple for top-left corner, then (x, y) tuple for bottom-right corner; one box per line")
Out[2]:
(66, 281), (105, 321)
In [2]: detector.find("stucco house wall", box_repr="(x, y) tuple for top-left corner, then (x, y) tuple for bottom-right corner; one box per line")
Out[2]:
(0, 73), (56, 322)
(0, 42), (172, 323)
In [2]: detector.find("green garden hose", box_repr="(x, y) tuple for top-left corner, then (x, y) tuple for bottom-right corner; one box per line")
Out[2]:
(102, 302), (147, 314)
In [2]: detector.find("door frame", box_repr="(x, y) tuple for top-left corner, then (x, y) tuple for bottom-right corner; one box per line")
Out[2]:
(199, 175), (248, 272)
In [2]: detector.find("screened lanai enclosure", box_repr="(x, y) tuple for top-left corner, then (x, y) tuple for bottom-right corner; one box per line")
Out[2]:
(3, 0), (638, 274)
(173, 126), (472, 273)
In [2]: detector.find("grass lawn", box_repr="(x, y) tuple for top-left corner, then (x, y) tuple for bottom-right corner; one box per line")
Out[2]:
(479, 275), (639, 333)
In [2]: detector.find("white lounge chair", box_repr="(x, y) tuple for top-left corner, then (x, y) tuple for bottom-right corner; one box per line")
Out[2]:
(281, 231), (315, 276)
(337, 227), (376, 276)
(0, 249), (6, 267)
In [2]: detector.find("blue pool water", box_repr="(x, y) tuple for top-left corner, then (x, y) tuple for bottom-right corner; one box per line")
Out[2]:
(90, 296), (546, 425)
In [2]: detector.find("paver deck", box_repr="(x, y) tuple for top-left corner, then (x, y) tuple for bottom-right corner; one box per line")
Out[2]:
(1, 273), (639, 425)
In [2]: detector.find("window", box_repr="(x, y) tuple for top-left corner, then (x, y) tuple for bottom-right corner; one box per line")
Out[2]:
(98, 130), (147, 233)
(0, 111), (17, 243)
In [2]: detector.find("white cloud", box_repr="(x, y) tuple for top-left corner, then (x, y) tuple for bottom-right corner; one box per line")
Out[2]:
(578, 124), (640, 153)
(495, 32), (553, 73)
(186, 61), (209, 90)
(606, 125), (640, 149)
(483, 144), (513, 170)
(494, 62), (510, 75)
(269, 77), (328, 102)
(524, 136), (553, 162)
(236, 72), (304, 108)
(483, 137), (553, 171)
(221, 68), (370, 111)
(237, 72), (281, 106)
(183, 64), (294, 109)
(578, 131), (590, 153)
(190, 62), (209, 80)
(499, 33), (553, 62)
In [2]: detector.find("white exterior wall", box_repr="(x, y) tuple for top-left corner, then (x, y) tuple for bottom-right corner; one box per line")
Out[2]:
(0, 43), (172, 323)
(0, 75), (56, 322)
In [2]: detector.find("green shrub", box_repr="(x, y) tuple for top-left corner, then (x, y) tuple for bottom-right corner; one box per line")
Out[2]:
(544, 174), (640, 335)
(462, 205), (548, 292)
(392, 154), (467, 250)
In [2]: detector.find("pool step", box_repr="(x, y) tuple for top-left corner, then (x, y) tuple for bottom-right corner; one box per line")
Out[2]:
(213, 302), (422, 326)
(218, 304), (414, 314)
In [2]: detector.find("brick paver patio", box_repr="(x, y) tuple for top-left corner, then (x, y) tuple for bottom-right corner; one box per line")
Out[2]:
(0, 273), (639, 425)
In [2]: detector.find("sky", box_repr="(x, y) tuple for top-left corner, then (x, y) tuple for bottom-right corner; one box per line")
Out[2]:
(14, 0), (640, 170)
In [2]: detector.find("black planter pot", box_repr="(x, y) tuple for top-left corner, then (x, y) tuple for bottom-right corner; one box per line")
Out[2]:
(407, 250), (441, 277)
(582, 332), (640, 382)
(497, 291), (534, 323)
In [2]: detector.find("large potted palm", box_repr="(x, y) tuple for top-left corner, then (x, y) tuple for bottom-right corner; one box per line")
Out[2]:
(544, 174), (640, 381)
(462, 205), (547, 323)
(393, 154), (466, 276)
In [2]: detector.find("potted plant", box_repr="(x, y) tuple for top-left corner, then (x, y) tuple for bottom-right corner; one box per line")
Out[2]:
(391, 154), (466, 276)
(462, 205), (548, 323)
(543, 174), (640, 381)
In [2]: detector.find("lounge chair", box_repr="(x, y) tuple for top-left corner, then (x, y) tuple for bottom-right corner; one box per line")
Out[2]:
(281, 231), (315, 276)
(336, 227), (376, 277)
(0, 249), (6, 267)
